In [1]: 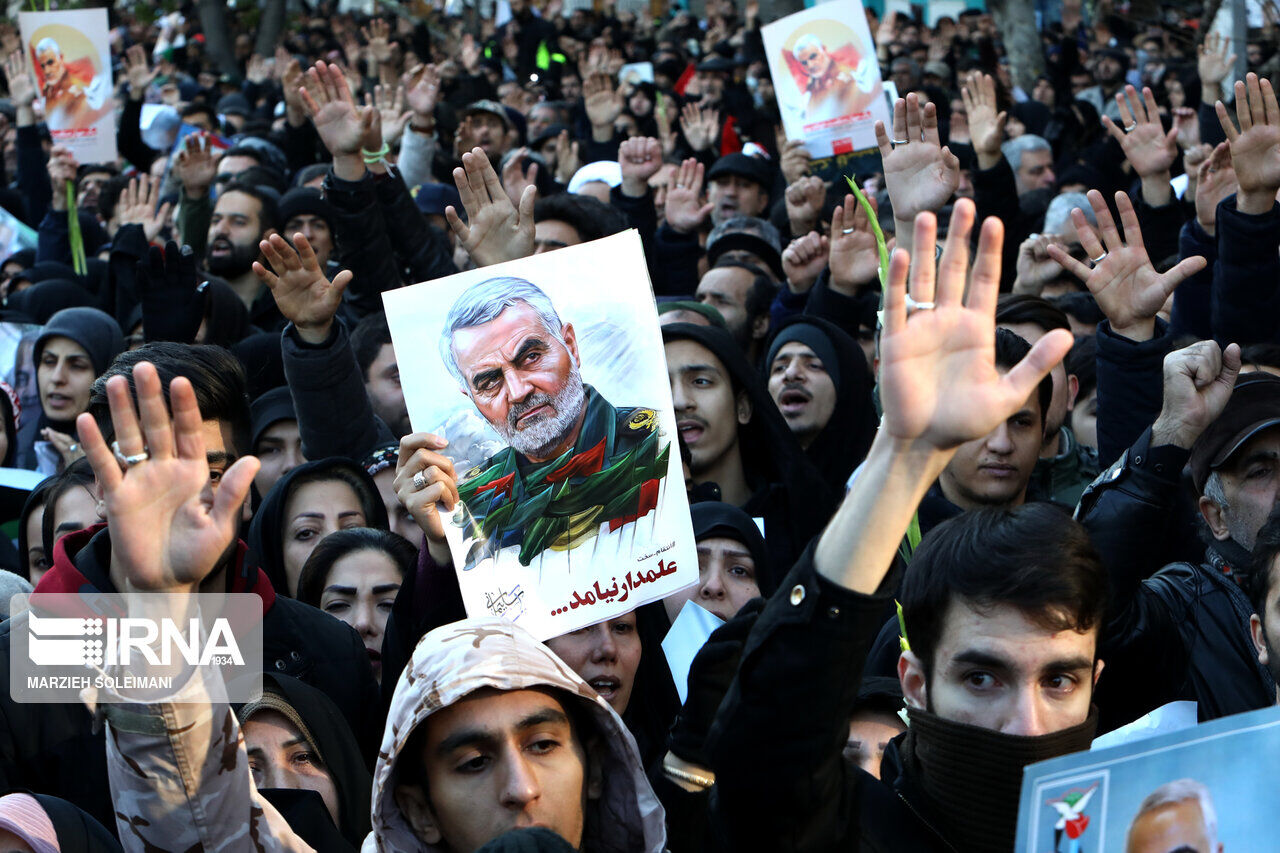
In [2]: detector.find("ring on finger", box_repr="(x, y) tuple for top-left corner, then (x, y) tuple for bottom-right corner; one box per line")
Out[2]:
(1123, 122), (1137, 132)
(1090, 252), (1108, 264)
(842, 227), (856, 234)
(891, 137), (910, 145)
(905, 295), (936, 311)
(412, 470), (429, 491)
(123, 451), (150, 466)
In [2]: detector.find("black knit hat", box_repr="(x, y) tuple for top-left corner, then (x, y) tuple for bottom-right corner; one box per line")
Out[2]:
(277, 187), (337, 234)
(34, 307), (124, 376)
(250, 386), (297, 450)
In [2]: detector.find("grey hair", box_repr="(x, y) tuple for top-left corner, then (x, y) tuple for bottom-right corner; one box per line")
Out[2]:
(1127, 779), (1218, 848)
(1001, 134), (1052, 171)
(794, 33), (825, 55)
(35, 37), (60, 56)
(1043, 192), (1096, 236)
(708, 216), (782, 253)
(439, 277), (566, 388)
(1203, 470), (1229, 508)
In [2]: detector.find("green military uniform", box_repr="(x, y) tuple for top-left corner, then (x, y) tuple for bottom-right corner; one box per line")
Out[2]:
(455, 384), (670, 567)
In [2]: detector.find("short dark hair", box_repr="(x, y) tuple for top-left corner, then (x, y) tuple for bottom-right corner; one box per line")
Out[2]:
(996, 294), (1071, 335)
(350, 312), (393, 380)
(994, 327), (1052, 431)
(181, 102), (215, 123)
(710, 259), (777, 324)
(88, 343), (252, 457)
(1065, 334), (1097, 401)
(41, 457), (96, 557)
(220, 144), (267, 168)
(1242, 343), (1280, 373)
(98, 174), (132, 223)
(901, 503), (1108, 678)
(1251, 507), (1280, 626)
(295, 527), (416, 608)
(532, 194), (629, 243)
(217, 181), (282, 235)
(231, 165), (287, 196)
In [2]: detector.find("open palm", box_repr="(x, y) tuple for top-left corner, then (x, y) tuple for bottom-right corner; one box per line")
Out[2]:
(876, 94), (959, 221)
(302, 61), (369, 157)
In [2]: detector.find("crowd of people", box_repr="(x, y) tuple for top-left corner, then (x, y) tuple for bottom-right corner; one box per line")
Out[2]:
(0, 0), (1274, 850)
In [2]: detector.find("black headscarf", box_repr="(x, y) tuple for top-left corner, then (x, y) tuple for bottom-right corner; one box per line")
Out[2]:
(764, 316), (877, 493)
(248, 458), (389, 596)
(14, 477), (53, 580)
(662, 323), (836, 570)
(690, 500), (777, 596)
(4, 279), (100, 324)
(238, 673), (372, 850)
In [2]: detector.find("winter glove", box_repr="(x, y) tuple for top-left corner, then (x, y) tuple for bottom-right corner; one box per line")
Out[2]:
(139, 241), (206, 344)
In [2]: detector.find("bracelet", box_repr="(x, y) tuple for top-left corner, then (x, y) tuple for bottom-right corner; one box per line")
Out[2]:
(360, 143), (391, 164)
(662, 761), (715, 789)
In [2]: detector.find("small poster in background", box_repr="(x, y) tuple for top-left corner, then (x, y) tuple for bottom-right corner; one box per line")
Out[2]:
(383, 231), (697, 641)
(1016, 705), (1280, 851)
(0, 208), (36, 260)
(762, 0), (890, 159)
(19, 9), (117, 165)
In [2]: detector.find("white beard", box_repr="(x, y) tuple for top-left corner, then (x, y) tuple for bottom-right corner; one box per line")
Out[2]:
(492, 362), (587, 460)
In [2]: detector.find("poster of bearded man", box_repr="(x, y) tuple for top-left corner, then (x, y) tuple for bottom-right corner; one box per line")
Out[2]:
(762, 0), (889, 158)
(384, 230), (697, 641)
(19, 9), (117, 164)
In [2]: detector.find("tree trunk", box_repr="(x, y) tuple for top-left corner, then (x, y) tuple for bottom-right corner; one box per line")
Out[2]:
(255, 0), (288, 58)
(988, 0), (1043, 94)
(196, 0), (238, 77)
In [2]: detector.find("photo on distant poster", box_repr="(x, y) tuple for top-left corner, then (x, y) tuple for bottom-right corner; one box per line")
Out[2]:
(382, 230), (697, 641)
(19, 8), (117, 164)
(761, 0), (889, 158)
(1016, 705), (1280, 851)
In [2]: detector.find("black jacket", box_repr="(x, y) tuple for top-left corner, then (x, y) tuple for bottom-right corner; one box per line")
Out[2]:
(1094, 319), (1173, 469)
(0, 525), (381, 835)
(705, 547), (950, 851)
(1077, 428), (1275, 730)
(1212, 196), (1280, 346)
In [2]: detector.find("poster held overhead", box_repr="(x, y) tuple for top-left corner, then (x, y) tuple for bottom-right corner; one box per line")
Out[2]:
(18, 8), (117, 165)
(383, 230), (697, 641)
(762, 0), (890, 159)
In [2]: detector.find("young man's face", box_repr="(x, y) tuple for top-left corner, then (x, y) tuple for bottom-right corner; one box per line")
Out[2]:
(1000, 321), (1075, 442)
(768, 340), (837, 448)
(284, 214), (333, 268)
(253, 419), (303, 497)
(365, 342), (410, 439)
(665, 339), (749, 476)
(696, 267), (759, 350)
(397, 688), (594, 853)
(938, 383), (1042, 510)
(1250, 553), (1280, 696)
(207, 191), (268, 278)
(900, 600), (1101, 736)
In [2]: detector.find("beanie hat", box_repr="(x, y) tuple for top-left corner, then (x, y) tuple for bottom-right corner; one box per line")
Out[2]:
(34, 307), (125, 376)
(278, 187), (336, 233)
(250, 386), (297, 450)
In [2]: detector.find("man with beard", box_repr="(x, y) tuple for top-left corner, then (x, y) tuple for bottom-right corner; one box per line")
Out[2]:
(1078, 48), (1129, 121)
(696, 260), (776, 363)
(442, 276), (669, 566)
(205, 182), (284, 329)
(793, 33), (875, 123)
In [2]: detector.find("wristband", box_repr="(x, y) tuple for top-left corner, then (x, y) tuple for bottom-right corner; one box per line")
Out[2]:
(361, 143), (391, 164)
(662, 760), (715, 789)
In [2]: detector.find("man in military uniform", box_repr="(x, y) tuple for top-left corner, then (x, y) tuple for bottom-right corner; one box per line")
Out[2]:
(34, 37), (109, 131)
(441, 276), (670, 566)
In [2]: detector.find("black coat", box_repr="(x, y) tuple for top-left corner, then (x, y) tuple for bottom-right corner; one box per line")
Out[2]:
(0, 525), (382, 836)
(1078, 428), (1275, 730)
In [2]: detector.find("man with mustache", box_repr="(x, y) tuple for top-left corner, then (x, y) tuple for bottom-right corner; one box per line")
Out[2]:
(442, 276), (668, 566)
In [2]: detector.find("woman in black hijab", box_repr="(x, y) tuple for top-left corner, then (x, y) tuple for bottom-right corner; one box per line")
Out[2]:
(764, 316), (877, 493)
(248, 458), (389, 597)
(662, 322), (836, 572)
(237, 673), (372, 851)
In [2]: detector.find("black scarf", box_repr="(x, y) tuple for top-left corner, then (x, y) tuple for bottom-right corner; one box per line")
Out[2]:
(898, 706), (1099, 853)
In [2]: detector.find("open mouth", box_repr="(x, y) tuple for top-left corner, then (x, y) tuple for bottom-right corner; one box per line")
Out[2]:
(44, 393), (71, 408)
(588, 676), (621, 701)
(677, 419), (705, 444)
(778, 388), (811, 414)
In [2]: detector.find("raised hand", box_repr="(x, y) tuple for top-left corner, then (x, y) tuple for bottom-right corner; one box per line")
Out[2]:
(75, 362), (259, 594)
(618, 136), (662, 197)
(446, 147), (535, 267)
(253, 232), (353, 344)
(1173, 105), (1201, 150)
(117, 176), (173, 242)
(402, 63), (440, 126)
(362, 18), (394, 66)
(828, 192), (881, 294)
(1216, 72), (1280, 214)
(1104, 85), (1179, 205)
(47, 146), (78, 211)
(779, 138), (811, 185)
(584, 72), (625, 135)
(680, 101), (720, 152)
(394, 432), (458, 567)
(785, 175), (827, 237)
(1047, 190), (1206, 341)
(1012, 233), (1064, 295)
(4, 51), (36, 126)
(300, 60), (374, 159)
(122, 44), (156, 101)
(781, 231), (829, 294)
(1151, 340), (1242, 450)
(279, 53), (307, 126)
(663, 157), (713, 235)
(501, 147), (539, 208)
(368, 82), (410, 146)
(172, 135), (217, 199)
(879, 199), (1072, 449)
(553, 128), (580, 185)
(1197, 32), (1236, 102)
(245, 54), (270, 85)
(875, 94), (960, 252)
(1194, 142), (1238, 236)
(137, 241), (205, 345)
(960, 71), (1006, 169)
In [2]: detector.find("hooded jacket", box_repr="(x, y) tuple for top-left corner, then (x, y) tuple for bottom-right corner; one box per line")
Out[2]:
(101, 617), (666, 853)
(662, 323), (836, 571)
(0, 524), (381, 835)
(762, 316), (877, 495)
